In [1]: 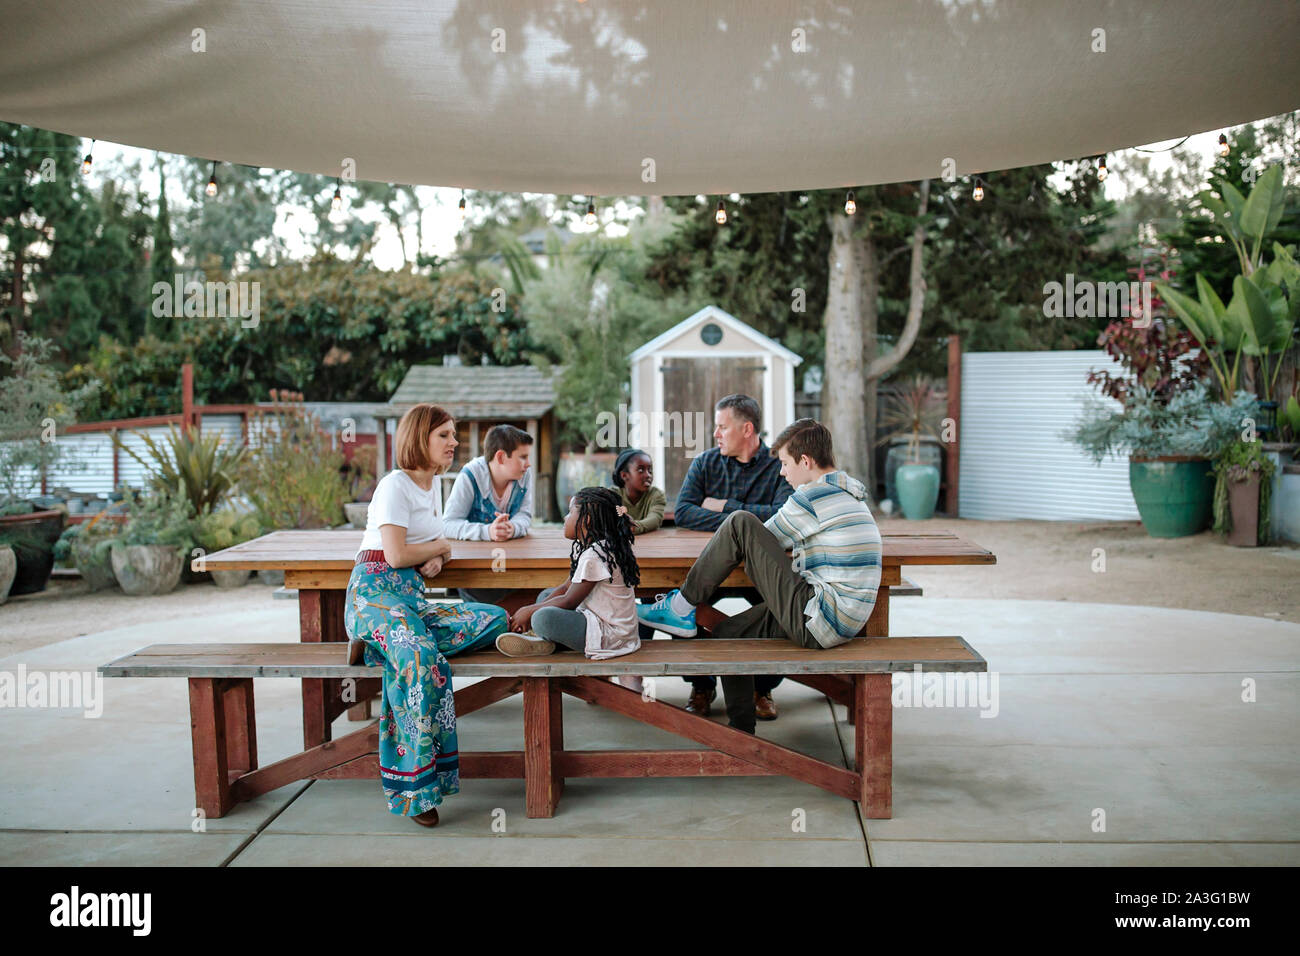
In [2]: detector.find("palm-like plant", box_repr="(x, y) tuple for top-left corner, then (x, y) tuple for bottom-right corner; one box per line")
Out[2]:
(875, 376), (946, 463)
(1156, 167), (1299, 403)
(114, 425), (247, 515)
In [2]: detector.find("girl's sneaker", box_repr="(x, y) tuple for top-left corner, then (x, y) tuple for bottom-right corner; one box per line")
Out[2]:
(495, 633), (557, 657)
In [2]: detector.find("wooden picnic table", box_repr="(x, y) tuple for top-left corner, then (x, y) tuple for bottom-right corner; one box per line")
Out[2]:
(200, 525), (995, 750)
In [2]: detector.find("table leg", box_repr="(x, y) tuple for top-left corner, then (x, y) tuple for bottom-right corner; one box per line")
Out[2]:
(523, 677), (564, 817)
(843, 586), (891, 725)
(299, 589), (346, 748)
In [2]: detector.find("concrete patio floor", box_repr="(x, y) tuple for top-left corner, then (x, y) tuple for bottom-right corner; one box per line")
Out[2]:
(1, 593), (1296, 866)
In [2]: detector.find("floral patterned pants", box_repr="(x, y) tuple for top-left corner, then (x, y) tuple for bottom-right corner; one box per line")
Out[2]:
(345, 559), (508, 816)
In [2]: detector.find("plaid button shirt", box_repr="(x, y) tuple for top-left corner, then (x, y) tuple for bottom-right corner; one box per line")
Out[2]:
(673, 443), (793, 531)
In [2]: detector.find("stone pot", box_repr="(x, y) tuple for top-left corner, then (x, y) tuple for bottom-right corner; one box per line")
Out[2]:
(0, 508), (65, 595)
(344, 501), (370, 529)
(211, 568), (252, 589)
(1128, 456), (1214, 538)
(72, 538), (118, 592)
(1226, 472), (1262, 547)
(0, 545), (15, 605)
(258, 569), (285, 586)
(110, 543), (184, 596)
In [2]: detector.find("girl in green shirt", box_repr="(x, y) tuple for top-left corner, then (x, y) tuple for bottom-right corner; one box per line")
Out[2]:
(612, 448), (666, 534)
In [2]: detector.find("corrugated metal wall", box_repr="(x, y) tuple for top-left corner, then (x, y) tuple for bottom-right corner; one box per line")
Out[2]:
(959, 350), (1139, 521)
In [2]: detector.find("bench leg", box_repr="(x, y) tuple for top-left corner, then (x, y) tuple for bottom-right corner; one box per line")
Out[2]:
(189, 678), (234, 819)
(847, 587), (892, 725)
(855, 673), (893, 818)
(221, 678), (258, 775)
(523, 677), (564, 818)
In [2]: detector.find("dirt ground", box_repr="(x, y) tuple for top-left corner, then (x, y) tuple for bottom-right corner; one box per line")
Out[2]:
(2, 518), (1298, 659)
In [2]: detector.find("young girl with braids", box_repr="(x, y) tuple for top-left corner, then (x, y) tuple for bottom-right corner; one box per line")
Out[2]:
(496, 487), (642, 660)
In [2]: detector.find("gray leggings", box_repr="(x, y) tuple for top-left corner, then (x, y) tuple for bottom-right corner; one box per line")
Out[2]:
(532, 585), (587, 653)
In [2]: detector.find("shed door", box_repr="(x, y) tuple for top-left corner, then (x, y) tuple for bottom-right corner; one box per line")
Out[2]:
(659, 357), (765, 504)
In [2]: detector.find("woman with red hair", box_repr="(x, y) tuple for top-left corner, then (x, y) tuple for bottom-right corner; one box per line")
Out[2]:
(345, 403), (507, 827)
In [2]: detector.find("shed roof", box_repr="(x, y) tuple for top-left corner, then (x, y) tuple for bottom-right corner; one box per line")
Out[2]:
(388, 365), (556, 421)
(630, 305), (803, 365)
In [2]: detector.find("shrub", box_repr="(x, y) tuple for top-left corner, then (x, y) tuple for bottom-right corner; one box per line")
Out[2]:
(241, 391), (347, 529)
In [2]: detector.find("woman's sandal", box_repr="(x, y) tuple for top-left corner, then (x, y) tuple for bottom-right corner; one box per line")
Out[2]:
(412, 808), (439, 828)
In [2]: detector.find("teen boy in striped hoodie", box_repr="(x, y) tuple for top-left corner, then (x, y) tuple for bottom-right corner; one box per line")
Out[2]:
(637, 419), (882, 733)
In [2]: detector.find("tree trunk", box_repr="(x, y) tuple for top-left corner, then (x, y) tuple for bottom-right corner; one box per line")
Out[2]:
(866, 179), (930, 383)
(822, 213), (870, 481)
(860, 231), (880, 497)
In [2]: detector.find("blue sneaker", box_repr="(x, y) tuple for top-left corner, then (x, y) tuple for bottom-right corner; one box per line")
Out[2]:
(637, 590), (697, 637)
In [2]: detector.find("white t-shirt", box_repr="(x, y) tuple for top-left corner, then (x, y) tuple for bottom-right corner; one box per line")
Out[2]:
(358, 470), (444, 556)
(572, 546), (640, 660)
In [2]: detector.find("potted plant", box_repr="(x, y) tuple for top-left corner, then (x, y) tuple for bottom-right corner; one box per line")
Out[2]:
(1212, 439), (1277, 547)
(241, 392), (348, 583)
(876, 376), (945, 519)
(69, 512), (122, 591)
(0, 333), (96, 594)
(109, 489), (194, 596)
(0, 539), (14, 605)
(342, 443), (378, 528)
(192, 509), (263, 588)
(1067, 384), (1258, 537)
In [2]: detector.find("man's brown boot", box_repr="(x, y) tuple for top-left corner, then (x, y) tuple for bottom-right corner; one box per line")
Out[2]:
(755, 692), (778, 721)
(685, 687), (716, 716)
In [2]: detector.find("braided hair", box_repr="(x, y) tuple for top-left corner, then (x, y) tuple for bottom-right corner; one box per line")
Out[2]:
(569, 486), (640, 588)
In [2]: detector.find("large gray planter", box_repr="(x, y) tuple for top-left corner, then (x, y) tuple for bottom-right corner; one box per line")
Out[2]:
(344, 501), (370, 529)
(258, 569), (285, 586)
(72, 539), (118, 592)
(110, 543), (184, 596)
(211, 568), (252, 589)
(0, 545), (15, 605)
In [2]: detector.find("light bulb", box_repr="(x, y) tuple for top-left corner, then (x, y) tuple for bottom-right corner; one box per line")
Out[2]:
(205, 160), (218, 197)
(585, 200), (596, 226)
(972, 181), (984, 202)
(1097, 156), (1108, 181)
(715, 199), (727, 225)
(844, 190), (856, 215)
(80, 155), (92, 175)
(331, 184), (342, 212)
(458, 194), (467, 220)
(1218, 133), (1229, 157)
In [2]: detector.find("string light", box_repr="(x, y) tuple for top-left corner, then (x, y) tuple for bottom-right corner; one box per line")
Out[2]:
(1097, 155), (1108, 181)
(458, 189), (467, 220)
(205, 160), (218, 197)
(844, 190), (856, 215)
(972, 176), (985, 202)
(715, 198), (727, 225)
(584, 196), (597, 226)
(1218, 133), (1230, 156)
(331, 178), (343, 212)
(80, 139), (95, 175)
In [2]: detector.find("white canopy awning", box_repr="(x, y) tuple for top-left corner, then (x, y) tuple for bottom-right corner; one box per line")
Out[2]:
(1, 1), (1297, 195)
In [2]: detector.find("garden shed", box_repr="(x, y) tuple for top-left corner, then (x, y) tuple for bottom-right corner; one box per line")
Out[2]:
(381, 364), (560, 519)
(629, 306), (802, 504)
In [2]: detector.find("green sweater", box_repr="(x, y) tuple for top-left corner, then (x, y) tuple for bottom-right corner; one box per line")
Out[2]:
(619, 485), (666, 533)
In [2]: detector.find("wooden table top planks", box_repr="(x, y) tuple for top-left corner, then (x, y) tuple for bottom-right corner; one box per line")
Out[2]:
(199, 525), (996, 572)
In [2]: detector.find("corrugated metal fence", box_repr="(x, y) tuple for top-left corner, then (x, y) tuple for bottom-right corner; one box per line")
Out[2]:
(958, 350), (1138, 521)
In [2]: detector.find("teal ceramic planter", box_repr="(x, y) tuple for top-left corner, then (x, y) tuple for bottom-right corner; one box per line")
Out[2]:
(895, 463), (940, 520)
(1129, 457), (1214, 538)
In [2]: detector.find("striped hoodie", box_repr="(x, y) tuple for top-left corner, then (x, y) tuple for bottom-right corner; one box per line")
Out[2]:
(764, 470), (882, 648)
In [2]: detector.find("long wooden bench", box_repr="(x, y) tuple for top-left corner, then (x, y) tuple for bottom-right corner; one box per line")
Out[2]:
(100, 637), (986, 821)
